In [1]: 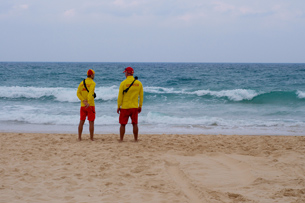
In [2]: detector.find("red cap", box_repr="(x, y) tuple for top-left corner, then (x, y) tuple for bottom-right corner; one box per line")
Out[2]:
(123, 67), (134, 74)
(87, 69), (95, 76)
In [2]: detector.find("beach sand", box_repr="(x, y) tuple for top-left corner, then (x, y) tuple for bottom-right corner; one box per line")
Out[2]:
(1, 132), (305, 203)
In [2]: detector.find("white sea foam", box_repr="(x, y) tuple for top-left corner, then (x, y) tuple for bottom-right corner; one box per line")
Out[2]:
(193, 89), (259, 101)
(1, 86), (261, 102)
(1, 86), (60, 98)
(296, 90), (305, 99)
(2, 106), (293, 128)
(145, 111), (225, 126)
(0, 86), (80, 102)
(0, 108), (117, 125)
(144, 87), (259, 101)
(144, 86), (184, 94)
(96, 85), (119, 101)
(1, 105), (304, 135)
(0, 86), (119, 102)
(143, 111), (305, 129)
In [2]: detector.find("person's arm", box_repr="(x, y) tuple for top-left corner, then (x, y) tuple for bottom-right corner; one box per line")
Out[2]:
(139, 82), (144, 108)
(117, 82), (124, 113)
(77, 83), (84, 101)
(138, 82), (143, 113)
(87, 81), (96, 105)
(77, 82), (89, 107)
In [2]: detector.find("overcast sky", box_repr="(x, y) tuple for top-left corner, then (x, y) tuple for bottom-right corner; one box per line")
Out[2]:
(0, 0), (304, 63)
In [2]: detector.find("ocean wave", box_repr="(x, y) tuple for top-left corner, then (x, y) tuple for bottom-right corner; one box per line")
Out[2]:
(0, 112), (305, 135)
(144, 87), (260, 102)
(250, 91), (304, 104)
(1, 106), (304, 133)
(145, 111), (224, 126)
(145, 111), (265, 127)
(0, 86), (119, 102)
(144, 86), (185, 94)
(143, 111), (305, 128)
(2, 86), (305, 104)
(0, 111), (118, 125)
(144, 88), (305, 103)
(193, 89), (259, 101)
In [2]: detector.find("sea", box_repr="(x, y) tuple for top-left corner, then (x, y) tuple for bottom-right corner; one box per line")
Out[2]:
(1, 62), (305, 136)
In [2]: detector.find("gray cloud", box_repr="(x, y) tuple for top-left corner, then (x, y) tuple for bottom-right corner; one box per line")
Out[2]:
(0, 0), (304, 62)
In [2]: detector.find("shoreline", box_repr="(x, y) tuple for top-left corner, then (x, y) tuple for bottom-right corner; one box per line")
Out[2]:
(1, 130), (304, 137)
(1, 122), (304, 136)
(1, 132), (305, 202)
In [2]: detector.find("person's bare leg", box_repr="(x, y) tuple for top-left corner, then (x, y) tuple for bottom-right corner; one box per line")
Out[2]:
(120, 124), (126, 141)
(133, 123), (138, 142)
(89, 121), (94, 141)
(78, 120), (85, 141)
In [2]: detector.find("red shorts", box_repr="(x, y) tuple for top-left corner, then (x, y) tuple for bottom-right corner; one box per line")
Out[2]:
(119, 108), (138, 125)
(80, 106), (96, 121)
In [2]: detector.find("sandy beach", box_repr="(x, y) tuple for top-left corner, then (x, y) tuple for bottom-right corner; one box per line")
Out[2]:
(1, 132), (305, 203)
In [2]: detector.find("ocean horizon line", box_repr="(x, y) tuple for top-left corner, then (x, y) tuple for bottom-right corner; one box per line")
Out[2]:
(1, 61), (305, 64)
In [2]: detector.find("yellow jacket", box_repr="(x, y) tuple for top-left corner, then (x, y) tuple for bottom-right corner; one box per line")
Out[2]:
(77, 78), (96, 107)
(117, 76), (144, 109)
